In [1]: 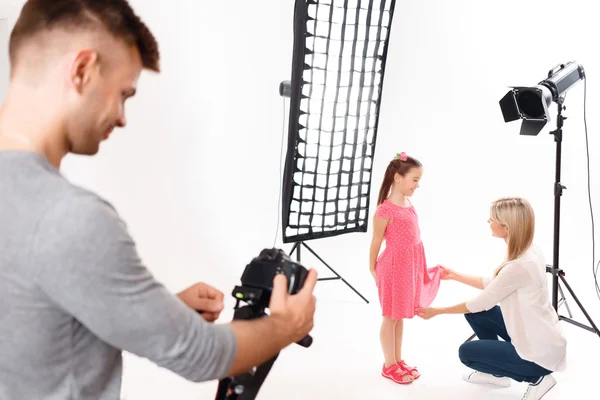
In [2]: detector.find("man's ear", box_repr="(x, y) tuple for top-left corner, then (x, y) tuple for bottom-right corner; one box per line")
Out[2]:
(69, 49), (99, 93)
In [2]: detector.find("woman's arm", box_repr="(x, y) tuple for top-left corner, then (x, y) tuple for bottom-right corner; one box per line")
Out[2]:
(417, 262), (531, 319)
(464, 263), (529, 313)
(445, 267), (486, 290)
(416, 302), (469, 319)
(369, 215), (388, 281)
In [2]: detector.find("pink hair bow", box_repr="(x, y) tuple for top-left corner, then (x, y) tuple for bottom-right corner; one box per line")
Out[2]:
(396, 152), (408, 161)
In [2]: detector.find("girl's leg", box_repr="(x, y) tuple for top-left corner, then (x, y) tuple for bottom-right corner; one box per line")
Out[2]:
(393, 319), (420, 378)
(380, 317), (396, 367)
(392, 318), (404, 363)
(380, 317), (413, 383)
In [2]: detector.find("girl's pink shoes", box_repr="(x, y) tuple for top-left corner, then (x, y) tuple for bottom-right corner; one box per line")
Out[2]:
(398, 360), (421, 379)
(381, 364), (415, 384)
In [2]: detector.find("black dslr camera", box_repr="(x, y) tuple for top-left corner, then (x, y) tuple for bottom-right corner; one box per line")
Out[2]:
(215, 248), (313, 400)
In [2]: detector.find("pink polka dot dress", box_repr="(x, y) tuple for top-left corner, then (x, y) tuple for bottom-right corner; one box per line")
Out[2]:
(375, 199), (442, 320)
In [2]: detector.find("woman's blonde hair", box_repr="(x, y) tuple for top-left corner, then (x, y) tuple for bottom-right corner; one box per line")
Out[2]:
(491, 197), (535, 276)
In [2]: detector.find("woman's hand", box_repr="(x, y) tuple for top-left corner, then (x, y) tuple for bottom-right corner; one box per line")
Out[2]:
(416, 302), (469, 319)
(415, 307), (440, 320)
(370, 268), (377, 285)
(439, 265), (454, 280)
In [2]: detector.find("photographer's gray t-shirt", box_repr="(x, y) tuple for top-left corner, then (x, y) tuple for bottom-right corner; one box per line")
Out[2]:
(0, 151), (237, 400)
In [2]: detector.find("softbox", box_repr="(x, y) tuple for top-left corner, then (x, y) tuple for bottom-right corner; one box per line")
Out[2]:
(281, 0), (397, 244)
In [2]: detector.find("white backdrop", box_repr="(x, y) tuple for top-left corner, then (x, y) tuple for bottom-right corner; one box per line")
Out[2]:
(2, 0), (600, 398)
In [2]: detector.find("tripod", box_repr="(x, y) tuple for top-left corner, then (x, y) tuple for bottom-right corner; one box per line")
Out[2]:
(545, 98), (600, 337)
(465, 98), (600, 344)
(214, 304), (279, 400)
(289, 241), (369, 304)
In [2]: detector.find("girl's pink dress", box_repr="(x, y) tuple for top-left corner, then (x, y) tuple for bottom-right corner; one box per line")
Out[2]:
(375, 200), (442, 320)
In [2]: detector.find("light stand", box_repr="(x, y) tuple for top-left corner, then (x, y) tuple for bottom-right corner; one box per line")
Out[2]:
(545, 98), (600, 337)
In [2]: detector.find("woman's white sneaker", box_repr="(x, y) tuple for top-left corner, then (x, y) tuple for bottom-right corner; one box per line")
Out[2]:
(462, 371), (511, 387)
(522, 375), (556, 400)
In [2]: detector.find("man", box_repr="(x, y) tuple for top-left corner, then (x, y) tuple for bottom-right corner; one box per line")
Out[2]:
(0, 1), (318, 399)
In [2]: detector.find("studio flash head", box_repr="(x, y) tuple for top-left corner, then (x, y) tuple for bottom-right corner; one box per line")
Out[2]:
(499, 61), (585, 135)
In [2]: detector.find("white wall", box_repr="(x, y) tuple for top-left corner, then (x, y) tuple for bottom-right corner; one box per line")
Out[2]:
(2, 0), (600, 398)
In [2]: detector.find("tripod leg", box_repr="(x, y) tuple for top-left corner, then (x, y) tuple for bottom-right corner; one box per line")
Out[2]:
(557, 283), (573, 318)
(215, 378), (232, 400)
(301, 242), (369, 304)
(557, 274), (600, 338)
(289, 242), (300, 258)
(215, 356), (278, 400)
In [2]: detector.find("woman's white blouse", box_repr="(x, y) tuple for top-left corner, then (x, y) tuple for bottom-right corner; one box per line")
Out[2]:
(466, 245), (567, 372)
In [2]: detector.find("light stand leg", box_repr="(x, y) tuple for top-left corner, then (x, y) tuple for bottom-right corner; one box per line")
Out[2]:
(556, 272), (600, 336)
(289, 241), (369, 304)
(289, 242), (300, 261)
(557, 283), (572, 318)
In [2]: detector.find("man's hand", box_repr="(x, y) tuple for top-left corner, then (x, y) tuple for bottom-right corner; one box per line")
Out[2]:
(268, 269), (318, 345)
(225, 269), (318, 377)
(177, 282), (224, 322)
(415, 307), (440, 320)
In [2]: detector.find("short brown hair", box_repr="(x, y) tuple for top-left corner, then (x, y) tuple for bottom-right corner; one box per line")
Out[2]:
(9, 0), (160, 72)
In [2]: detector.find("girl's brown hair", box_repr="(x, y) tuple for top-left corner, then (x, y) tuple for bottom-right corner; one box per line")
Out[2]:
(377, 153), (422, 206)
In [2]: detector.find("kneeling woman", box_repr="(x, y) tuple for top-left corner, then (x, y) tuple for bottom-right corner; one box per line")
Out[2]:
(416, 197), (566, 400)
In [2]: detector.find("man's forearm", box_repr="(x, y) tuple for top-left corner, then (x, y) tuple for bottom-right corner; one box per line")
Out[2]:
(226, 316), (292, 377)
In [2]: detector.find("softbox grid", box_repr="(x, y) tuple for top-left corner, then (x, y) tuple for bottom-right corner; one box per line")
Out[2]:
(282, 0), (397, 243)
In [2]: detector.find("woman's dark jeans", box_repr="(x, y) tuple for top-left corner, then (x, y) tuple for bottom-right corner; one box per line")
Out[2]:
(458, 306), (552, 383)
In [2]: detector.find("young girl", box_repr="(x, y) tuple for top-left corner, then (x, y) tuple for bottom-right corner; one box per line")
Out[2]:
(369, 152), (442, 384)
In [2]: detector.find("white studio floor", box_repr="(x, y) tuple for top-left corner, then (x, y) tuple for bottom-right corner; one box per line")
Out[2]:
(120, 282), (599, 400)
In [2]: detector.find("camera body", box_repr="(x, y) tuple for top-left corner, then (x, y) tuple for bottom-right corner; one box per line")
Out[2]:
(215, 248), (312, 400)
(232, 248), (308, 308)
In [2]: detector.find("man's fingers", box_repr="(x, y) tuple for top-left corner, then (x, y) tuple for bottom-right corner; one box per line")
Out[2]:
(299, 268), (318, 296)
(193, 298), (224, 313)
(199, 311), (220, 322)
(206, 286), (224, 301)
(270, 274), (288, 308)
(198, 283), (224, 301)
